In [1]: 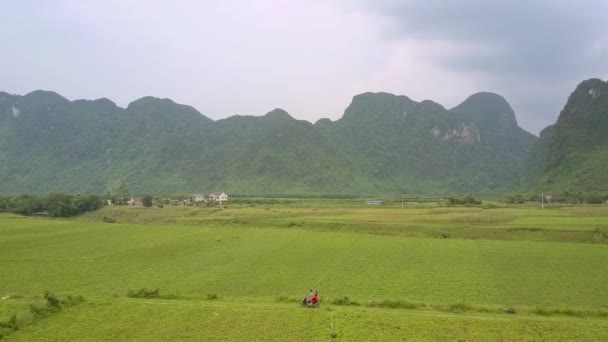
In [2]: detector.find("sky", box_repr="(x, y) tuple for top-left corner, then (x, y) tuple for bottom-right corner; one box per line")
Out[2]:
(1, 0), (607, 134)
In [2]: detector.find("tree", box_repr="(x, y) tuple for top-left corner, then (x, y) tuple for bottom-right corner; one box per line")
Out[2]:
(142, 195), (153, 207)
(8, 195), (43, 215)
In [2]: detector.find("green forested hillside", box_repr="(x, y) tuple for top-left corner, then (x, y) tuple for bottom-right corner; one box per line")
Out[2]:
(527, 78), (608, 193)
(0, 89), (538, 195)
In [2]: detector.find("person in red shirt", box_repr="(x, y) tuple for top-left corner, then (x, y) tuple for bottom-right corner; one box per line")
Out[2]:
(311, 290), (319, 305)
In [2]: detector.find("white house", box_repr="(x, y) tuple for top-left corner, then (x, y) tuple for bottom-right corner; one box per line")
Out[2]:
(209, 192), (228, 203)
(190, 193), (205, 203)
(127, 197), (143, 206)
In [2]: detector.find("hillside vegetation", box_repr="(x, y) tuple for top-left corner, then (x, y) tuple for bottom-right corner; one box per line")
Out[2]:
(527, 78), (608, 193)
(0, 89), (536, 195)
(2, 77), (607, 196)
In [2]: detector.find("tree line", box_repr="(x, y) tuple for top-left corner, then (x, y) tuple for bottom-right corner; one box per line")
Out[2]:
(0, 194), (103, 217)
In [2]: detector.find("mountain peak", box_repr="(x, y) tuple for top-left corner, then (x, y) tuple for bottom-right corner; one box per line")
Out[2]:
(451, 92), (518, 130)
(127, 96), (176, 108)
(21, 90), (69, 106)
(557, 78), (607, 128)
(342, 92), (416, 122)
(127, 96), (211, 122)
(263, 108), (294, 121)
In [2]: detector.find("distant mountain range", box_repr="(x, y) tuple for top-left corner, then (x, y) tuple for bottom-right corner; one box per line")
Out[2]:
(0, 78), (605, 196)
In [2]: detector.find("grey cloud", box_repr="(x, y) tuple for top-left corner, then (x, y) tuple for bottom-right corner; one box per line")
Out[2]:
(358, 0), (608, 133)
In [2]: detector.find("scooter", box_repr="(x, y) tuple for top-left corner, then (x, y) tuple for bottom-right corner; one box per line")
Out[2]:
(301, 298), (320, 308)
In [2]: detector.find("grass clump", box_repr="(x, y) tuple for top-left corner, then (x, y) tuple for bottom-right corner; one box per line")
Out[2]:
(2, 292), (86, 339)
(276, 295), (299, 303)
(102, 216), (116, 223)
(446, 303), (473, 313)
(127, 288), (160, 299)
(367, 300), (424, 310)
(206, 294), (219, 300)
(332, 297), (360, 306)
(592, 227), (608, 244)
(0, 314), (20, 337)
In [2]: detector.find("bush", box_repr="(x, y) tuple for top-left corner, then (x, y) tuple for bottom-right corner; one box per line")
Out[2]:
(504, 307), (517, 314)
(102, 216), (116, 223)
(142, 195), (153, 208)
(532, 307), (551, 316)
(276, 295), (299, 303)
(0, 314), (20, 332)
(592, 227), (608, 244)
(29, 304), (47, 317)
(127, 288), (160, 299)
(332, 297), (359, 306)
(447, 195), (482, 207)
(206, 294), (219, 300)
(447, 303), (473, 313)
(367, 300), (424, 309)
(44, 291), (61, 310)
(61, 295), (86, 307)
(5, 194), (103, 217)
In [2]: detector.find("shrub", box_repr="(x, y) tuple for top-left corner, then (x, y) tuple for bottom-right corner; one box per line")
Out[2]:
(44, 291), (61, 310)
(447, 195), (482, 207)
(447, 303), (473, 313)
(437, 232), (452, 239)
(592, 227), (608, 244)
(142, 195), (153, 208)
(532, 307), (551, 316)
(332, 297), (359, 306)
(127, 288), (160, 299)
(367, 300), (423, 310)
(206, 294), (219, 300)
(102, 216), (116, 223)
(276, 295), (299, 303)
(0, 314), (19, 332)
(61, 295), (86, 307)
(504, 307), (517, 314)
(29, 304), (47, 317)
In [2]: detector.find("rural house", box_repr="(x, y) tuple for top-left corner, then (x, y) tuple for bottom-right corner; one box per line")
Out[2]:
(127, 197), (143, 206)
(190, 193), (205, 203)
(209, 192), (228, 203)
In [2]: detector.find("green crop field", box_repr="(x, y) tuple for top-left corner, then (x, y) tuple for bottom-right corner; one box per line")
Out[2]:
(2, 205), (608, 341)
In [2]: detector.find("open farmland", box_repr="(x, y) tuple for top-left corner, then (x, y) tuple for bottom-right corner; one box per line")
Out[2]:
(2, 205), (608, 341)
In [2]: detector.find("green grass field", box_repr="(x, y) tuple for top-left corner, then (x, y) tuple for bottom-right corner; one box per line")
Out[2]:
(2, 205), (608, 340)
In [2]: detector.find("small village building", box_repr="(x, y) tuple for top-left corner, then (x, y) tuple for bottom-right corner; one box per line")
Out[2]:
(127, 197), (143, 206)
(190, 193), (205, 203)
(209, 192), (228, 203)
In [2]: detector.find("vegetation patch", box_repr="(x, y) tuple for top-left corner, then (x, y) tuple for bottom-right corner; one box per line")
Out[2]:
(452, 213), (516, 224)
(332, 297), (360, 306)
(592, 227), (608, 244)
(127, 288), (160, 299)
(1, 292), (85, 340)
(276, 296), (300, 303)
(0, 194), (103, 217)
(367, 300), (425, 310)
(446, 303), (474, 313)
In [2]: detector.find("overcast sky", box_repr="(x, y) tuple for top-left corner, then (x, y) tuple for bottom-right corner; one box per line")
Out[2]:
(1, 0), (607, 134)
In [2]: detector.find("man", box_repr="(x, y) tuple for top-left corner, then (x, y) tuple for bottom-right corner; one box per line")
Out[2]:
(306, 289), (314, 304)
(311, 290), (319, 305)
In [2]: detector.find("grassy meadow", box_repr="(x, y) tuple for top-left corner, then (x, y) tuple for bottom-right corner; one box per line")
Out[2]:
(1, 204), (608, 340)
